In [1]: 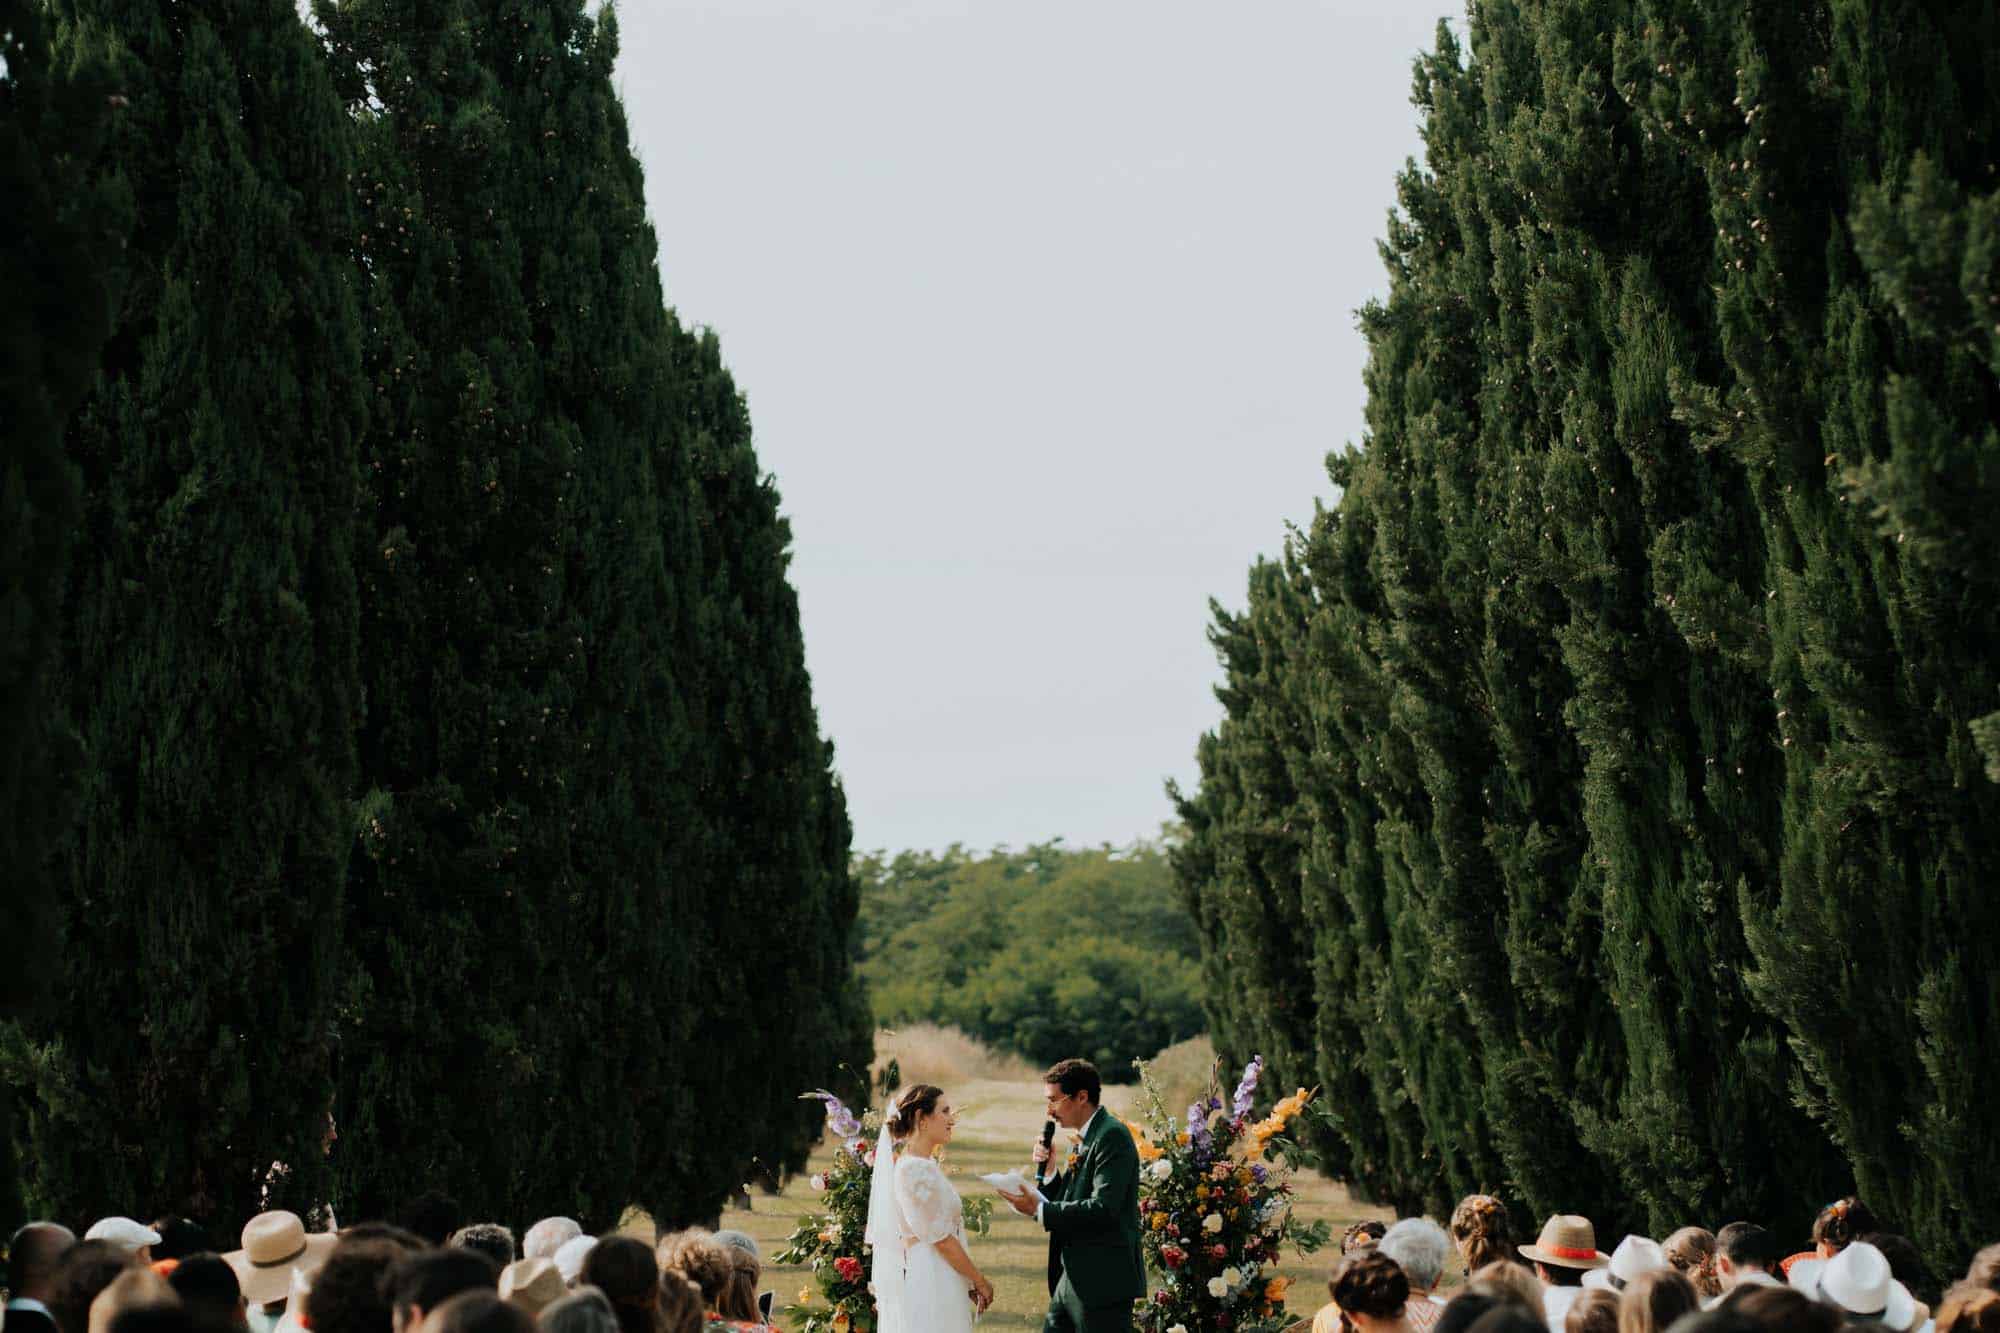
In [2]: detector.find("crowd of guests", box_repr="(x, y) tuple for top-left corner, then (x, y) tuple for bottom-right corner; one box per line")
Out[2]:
(0, 1194), (781, 1333)
(1310, 1196), (2000, 1333)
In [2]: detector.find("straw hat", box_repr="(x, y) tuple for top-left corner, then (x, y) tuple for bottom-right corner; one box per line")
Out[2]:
(500, 1258), (568, 1317)
(224, 1211), (336, 1306)
(1794, 1242), (1918, 1331)
(1518, 1215), (1610, 1270)
(1583, 1235), (1669, 1290)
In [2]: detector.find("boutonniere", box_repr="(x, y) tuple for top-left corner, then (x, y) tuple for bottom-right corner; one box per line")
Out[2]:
(1061, 1134), (1086, 1174)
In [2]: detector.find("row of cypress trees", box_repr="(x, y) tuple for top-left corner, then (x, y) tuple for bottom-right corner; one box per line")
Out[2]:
(1, 0), (869, 1235)
(1172, 0), (2000, 1273)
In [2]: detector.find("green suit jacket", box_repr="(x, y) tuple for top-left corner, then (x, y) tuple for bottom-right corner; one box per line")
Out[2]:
(1041, 1107), (1147, 1310)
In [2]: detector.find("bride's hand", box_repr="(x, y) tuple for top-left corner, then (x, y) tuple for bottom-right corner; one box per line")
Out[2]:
(971, 1274), (995, 1312)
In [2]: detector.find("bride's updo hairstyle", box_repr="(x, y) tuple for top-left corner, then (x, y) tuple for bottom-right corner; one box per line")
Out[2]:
(885, 1084), (945, 1142)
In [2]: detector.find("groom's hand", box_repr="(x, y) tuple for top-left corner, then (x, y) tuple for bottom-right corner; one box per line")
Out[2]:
(998, 1183), (1039, 1217)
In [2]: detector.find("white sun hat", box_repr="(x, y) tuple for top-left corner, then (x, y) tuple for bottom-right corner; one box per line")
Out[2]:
(1583, 1234), (1671, 1291)
(1794, 1242), (1919, 1331)
(551, 1234), (598, 1286)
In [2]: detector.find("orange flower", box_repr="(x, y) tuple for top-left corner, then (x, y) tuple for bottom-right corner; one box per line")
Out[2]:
(1266, 1276), (1293, 1301)
(1120, 1116), (1165, 1162)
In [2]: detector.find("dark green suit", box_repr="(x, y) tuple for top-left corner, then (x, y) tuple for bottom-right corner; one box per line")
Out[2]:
(1039, 1106), (1145, 1332)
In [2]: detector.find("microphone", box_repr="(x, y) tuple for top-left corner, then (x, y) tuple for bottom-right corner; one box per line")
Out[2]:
(1035, 1117), (1056, 1186)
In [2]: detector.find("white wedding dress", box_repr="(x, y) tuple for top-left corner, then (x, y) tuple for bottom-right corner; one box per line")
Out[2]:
(877, 1152), (976, 1333)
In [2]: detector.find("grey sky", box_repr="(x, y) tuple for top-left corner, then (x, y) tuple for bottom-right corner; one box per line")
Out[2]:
(611, 2), (1455, 854)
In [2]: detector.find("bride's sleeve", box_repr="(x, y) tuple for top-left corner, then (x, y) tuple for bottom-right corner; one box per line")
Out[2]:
(893, 1160), (959, 1245)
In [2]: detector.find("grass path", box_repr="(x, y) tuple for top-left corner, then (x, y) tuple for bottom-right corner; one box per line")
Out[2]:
(696, 1077), (1390, 1330)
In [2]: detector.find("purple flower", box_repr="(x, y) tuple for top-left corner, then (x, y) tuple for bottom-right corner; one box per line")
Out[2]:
(1186, 1102), (1211, 1154)
(1250, 1164), (1268, 1184)
(804, 1090), (863, 1138)
(1231, 1056), (1263, 1119)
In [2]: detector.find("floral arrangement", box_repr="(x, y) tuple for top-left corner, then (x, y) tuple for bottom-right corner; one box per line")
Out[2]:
(1130, 1056), (1330, 1333)
(776, 1092), (992, 1333)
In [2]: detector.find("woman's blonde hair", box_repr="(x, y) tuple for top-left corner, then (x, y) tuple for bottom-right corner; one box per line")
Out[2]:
(1663, 1227), (1720, 1299)
(652, 1231), (731, 1310)
(1450, 1196), (1517, 1273)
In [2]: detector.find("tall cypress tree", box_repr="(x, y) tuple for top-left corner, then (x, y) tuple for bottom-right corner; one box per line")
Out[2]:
(1178, 0), (2000, 1263)
(16, 0), (364, 1225)
(0, 0), (129, 1234)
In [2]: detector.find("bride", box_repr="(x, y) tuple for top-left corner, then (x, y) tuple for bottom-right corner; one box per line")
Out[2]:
(866, 1083), (995, 1331)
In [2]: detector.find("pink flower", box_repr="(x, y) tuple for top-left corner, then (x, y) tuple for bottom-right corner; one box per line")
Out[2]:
(834, 1256), (863, 1284)
(1209, 1243), (1228, 1260)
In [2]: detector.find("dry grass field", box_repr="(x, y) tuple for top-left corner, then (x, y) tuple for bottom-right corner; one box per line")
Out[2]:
(673, 1032), (1391, 1330)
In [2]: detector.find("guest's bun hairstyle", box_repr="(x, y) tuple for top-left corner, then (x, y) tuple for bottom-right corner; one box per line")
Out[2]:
(653, 1231), (731, 1309)
(885, 1084), (944, 1142)
(1331, 1248), (1410, 1321)
(1663, 1228), (1721, 1300)
(1812, 1197), (1879, 1252)
(1451, 1196), (1518, 1273)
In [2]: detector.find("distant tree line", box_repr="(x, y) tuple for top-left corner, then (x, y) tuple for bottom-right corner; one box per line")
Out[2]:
(1172, 0), (2000, 1274)
(0, 0), (868, 1236)
(856, 841), (1206, 1076)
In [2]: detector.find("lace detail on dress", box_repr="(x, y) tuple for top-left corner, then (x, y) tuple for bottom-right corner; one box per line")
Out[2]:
(894, 1155), (963, 1247)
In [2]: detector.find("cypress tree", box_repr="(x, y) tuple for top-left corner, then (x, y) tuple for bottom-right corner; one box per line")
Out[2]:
(0, 0), (129, 1233)
(1177, 0), (2000, 1263)
(17, 0), (364, 1225)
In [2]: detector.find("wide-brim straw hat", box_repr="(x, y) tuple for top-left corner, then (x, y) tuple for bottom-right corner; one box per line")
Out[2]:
(1519, 1215), (1610, 1270)
(1583, 1235), (1669, 1290)
(500, 1259), (568, 1317)
(1794, 1242), (1918, 1331)
(224, 1211), (336, 1306)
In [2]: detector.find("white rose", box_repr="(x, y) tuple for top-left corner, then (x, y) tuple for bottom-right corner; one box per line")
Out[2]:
(1223, 1266), (1243, 1287)
(1147, 1159), (1174, 1182)
(1207, 1276), (1229, 1299)
(1202, 1212), (1223, 1234)
(1168, 1326), (1188, 1333)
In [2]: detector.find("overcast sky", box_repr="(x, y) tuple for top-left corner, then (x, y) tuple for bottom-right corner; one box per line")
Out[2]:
(611, 1), (1456, 855)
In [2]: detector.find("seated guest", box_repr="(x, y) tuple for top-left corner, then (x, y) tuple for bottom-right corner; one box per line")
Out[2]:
(1663, 1230), (1721, 1302)
(164, 1254), (246, 1333)
(1563, 1290), (1618, 1333)
(496, 1261), (565, 1321)
(85, 1223), (163, 1266)
(88, 1267), (179, 1333)
(1785, 1198), (1880, 1282)
(418, 1292), (533, 1333)
(1939, 1289), (2000, 1333)
(53, 1241), (140, 1333)
(150, 1225), (211, 1267)
(382, 1248), (501, 1333)
(7, 1222), (78, 1333)
(1710, 1224), (1783, 1305)
(394, 1195), (464, 1250)
(1729, 1286), (1842, 1333)
(1452, 1198), (1520, 1277)
(303, 1240), (406, 1333)
(1333, 1250), (1415, 1333)
(1518, 1216), (1610, 1333)
(520, 1224), (581, 1266)
(576, 1240), (658, 1333)
(1381, 1219), (1455, 1331)
(223, 1214), (336, 1333)
(550, 1240), (596, 1291)
(654, 1277), (703, 1333)
(1616, 1269), (1697, 1333)
(709, 1234), (769, 1324)
(538, 1289), (615, 1333)
(1583, 1237), (1669, 1294)
(651, 1233), (731, 1318)
(449, 1230), (516, 1273)
(1470, 1262), (1546, 1314)
(1792, 1241), (1920, 1332)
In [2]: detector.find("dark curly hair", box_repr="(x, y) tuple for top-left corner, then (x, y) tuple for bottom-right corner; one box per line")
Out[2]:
(1042, 1059), (1102, 1105)
(1811, 1197), (1880, 1252)
(307, 1240), (405, 1333)
(1332, 1249), (1410, 1321)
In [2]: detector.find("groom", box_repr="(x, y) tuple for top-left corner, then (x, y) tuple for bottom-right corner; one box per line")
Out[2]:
(999, 1059), (1146, 1332)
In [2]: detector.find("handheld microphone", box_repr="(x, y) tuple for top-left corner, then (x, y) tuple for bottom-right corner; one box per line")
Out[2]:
(1035, 1117), (1056, 1186)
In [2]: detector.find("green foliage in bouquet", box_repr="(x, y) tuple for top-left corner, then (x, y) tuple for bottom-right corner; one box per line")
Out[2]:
(1130, 1056), (1330, 1333)
(777, 1093), (992, 1333)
